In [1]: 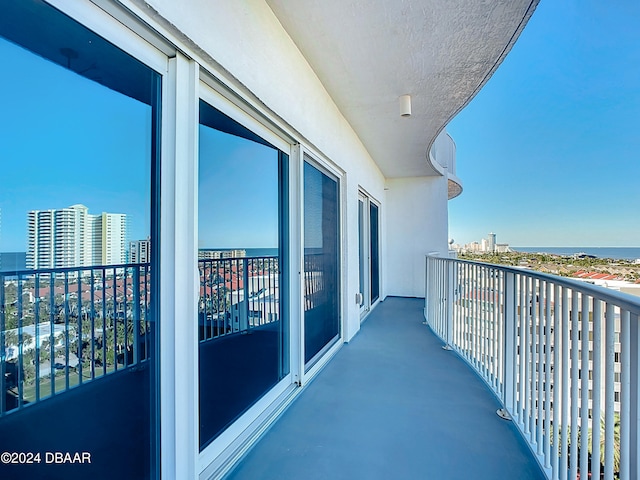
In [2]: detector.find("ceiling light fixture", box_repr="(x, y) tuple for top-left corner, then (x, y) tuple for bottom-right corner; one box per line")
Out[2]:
(399, 94), (412, 117)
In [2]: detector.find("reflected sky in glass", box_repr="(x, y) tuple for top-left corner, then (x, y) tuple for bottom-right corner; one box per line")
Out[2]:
(0, 37), (151, 252)
(198, 125), (279, 249)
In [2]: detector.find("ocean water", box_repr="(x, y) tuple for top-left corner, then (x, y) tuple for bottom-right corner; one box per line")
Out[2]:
(513, 247), (640, 261)
(0, 252), (27, 272)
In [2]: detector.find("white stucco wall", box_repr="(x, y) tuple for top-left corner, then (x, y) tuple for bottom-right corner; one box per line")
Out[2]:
(137, 0), (389, 341)
(133, 0), (445, 333)
(384, 176), (449, 298)
(142, 0), (381, 184)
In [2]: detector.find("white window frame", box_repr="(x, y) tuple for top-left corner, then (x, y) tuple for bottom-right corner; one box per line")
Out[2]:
(197, 79), (300, 478)
(298, 149), (345, 384)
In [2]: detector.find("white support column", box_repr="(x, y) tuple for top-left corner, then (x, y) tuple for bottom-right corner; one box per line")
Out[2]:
(161, 52), (199, 480)
(498, 270), (515, 420)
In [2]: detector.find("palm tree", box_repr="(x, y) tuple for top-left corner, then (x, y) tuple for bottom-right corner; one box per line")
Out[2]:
(587, 412), (621, 476)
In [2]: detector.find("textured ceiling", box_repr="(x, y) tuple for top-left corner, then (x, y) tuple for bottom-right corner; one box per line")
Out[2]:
(266, 0), (538, 178)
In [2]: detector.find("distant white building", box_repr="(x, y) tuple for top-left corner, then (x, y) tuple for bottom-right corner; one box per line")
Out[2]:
(100, 212), (127, 265)
(198, 249), (247, 260)
(130, 238), (151, 263)
(28, 204), (128, 269)
(487, 232), (496, 252)
(495, 243), (511, 253)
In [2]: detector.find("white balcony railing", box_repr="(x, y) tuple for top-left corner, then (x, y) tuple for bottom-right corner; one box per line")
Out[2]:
(425, 255), (640, 480)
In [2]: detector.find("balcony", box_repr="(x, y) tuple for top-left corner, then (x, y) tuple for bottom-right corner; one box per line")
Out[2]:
(425, 256), (640, 480)
(225, 296), (544, 479)
(3, 255), (639, 479)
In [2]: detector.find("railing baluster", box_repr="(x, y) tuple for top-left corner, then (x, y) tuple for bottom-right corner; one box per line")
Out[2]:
(474, 264), (479, 369)
(619, 308), (630, 480)
(569, 291), (579, 480)
(64, 271), (70, 391)
(543, 281), (552, 468)
(592, 299), (602, 479)
(604, 303), (615, 480)
(35, 273), (40, 402)
(90, 269), (95, 380)
(523, 275), (531, 436)
(17, 275), (24, 408)
(536, 279), (544, 455)
(112, 267), (117, 371)
(559, 286), (570, 480)
(444, 261), (454, 349)
(501, 271), (515, 418)
(124, 270), (128, 368)
(530, 277), (538, 444)
(519, 273), (526, 427)
(133, 266), (141, 365)
(0, 272), (6, 415)
(627, 311), (639, 480)
(102, 268), (107, 377)
(495, 269), (501, 393)
(580, 294), (590, 480)
(551, 284), (560, 478)
(49, 273), (55, 398)
(78, 273), (83, 385)
(457, 262), (463, 352)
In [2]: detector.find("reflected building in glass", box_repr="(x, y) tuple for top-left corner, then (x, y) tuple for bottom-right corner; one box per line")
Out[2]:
(27, 205), (128, 269)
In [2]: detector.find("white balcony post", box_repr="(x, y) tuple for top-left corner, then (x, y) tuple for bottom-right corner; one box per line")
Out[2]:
(443, 260), (454, 350)
(424, 256), (430, 325)
(424, 253), (439, 329)
(498, 270), (515, 420)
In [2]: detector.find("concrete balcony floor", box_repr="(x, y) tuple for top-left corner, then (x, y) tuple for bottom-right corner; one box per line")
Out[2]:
(226, 297), (545, 480)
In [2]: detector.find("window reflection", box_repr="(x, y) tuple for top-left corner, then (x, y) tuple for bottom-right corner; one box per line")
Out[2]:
(198, 101), (288, 450)
(0, 1), (159, 478)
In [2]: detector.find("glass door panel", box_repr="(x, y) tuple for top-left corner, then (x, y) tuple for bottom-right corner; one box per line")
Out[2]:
(357, 193), (380, 318)
(358, 196), (368, 316)
(0, 2), (160, 478)
(198, 101), (289, 450)
(303, 161), (340, 366)
(370, 203), (380, 303)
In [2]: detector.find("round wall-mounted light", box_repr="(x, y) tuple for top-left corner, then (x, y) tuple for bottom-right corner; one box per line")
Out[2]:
(399, 94), (411, 117)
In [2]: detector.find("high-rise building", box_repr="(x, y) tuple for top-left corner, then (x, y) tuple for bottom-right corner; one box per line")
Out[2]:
(130, 238), (151, 264)
(487, 232), (496, 253)
(27, 204), (127, 269)
(100, 212), (127, 265)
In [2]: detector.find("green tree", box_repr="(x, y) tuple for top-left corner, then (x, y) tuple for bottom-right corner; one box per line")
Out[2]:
(587, 412), (621, 476)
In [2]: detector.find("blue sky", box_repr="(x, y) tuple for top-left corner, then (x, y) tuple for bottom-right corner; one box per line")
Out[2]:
(198, 126), (279, 249)
(0, 37), (151, 252)
(0, 29), (280, 253)
(447, 1), (640, 247)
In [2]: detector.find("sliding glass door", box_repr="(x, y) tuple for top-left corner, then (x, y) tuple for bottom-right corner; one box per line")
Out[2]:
(0, 2), (161, 478)
(358, 193), (380, 317)
(370, 202), (380, 304)
(303, 160), (340, 367)
(198, 101), (289, 450)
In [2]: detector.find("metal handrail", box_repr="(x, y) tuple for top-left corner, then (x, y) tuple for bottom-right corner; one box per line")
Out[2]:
(1, 263), (151, 416)
(425, 254), (640, 480)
